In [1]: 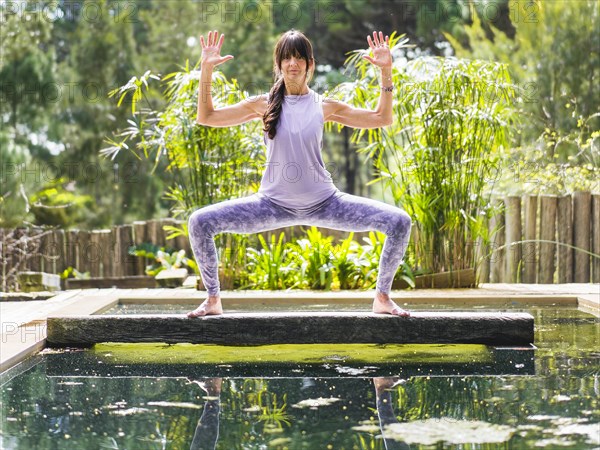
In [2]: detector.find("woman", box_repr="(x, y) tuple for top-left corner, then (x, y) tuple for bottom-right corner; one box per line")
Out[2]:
(188, 29), (412, 318)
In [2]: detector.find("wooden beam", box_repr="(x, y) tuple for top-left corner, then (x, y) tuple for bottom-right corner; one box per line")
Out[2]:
(47, 312), (534, 346)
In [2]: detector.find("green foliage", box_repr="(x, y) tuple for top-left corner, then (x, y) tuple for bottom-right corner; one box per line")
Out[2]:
(341, 36), (515, 275)
(0, 131), (32, 227)
(0, 1), (56, 129)
(129, 243), (197, 276)
(360, 231), (416, 290)
(446, 0), (600, 143)
(331, 232), (365, 290)
(246, 233), (297, 290)
(103, 66), (265, 218)
(29, 179), (96, 228)
(60, 267), (90, 280)
(496, 113), (600, 195)
(293, 227), (335, 290)
(216, 233), (251, 289)
(241, 229), (414, 291)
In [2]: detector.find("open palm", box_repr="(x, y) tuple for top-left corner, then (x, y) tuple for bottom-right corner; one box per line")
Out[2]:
(200, 30), (234, 68)
(364, 31), (392, 68)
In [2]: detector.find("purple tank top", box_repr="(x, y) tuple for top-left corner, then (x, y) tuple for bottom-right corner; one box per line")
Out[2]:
(258, 89), (338, 209)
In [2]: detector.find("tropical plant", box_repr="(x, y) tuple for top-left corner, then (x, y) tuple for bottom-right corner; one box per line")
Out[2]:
(216, 233), (251, 289)
(246, 232), (296, 290)
(292, 227), (335, 290)
(331, 232), (365, 290)
(101, 65), (265, 219)
(356, 231), (415, 289)
(339, 34), (515, 276)
(129, 243), (197, 277)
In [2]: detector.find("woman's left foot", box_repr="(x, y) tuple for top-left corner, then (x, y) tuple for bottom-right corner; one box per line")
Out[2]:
(373, 293), (410, 317)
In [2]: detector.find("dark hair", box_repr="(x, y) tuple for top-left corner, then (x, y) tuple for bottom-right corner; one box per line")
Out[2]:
(263, 30), (314, 139)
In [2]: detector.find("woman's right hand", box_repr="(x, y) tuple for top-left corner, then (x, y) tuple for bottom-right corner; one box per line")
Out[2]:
(200, 30), (234, 69)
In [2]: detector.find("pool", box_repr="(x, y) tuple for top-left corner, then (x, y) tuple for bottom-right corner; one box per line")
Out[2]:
(1, 306), (598, 448)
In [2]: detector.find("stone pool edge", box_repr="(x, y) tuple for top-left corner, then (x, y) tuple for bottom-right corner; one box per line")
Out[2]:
(1, 284), (598, 373)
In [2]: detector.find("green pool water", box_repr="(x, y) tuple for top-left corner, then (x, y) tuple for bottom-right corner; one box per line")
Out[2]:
(1, 307), (598, 449)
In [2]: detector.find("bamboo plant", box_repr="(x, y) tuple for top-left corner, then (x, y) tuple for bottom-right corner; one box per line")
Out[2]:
(340, 36), (515, 276)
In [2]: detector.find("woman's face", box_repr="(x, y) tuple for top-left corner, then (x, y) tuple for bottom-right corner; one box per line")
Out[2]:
(280, 55), (312, 85)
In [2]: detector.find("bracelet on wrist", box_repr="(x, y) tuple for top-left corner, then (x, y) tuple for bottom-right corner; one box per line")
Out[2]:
(381, 85), (394, 92)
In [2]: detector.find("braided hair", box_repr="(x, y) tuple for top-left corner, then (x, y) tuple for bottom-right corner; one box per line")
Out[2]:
(263, 30), (314, 140)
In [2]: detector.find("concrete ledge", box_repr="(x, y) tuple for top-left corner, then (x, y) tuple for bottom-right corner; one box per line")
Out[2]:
(46, 312), (534, 346)
(577, 293), (599, 310)
(0, 321), (46, 373)
(0, 290), (119, 373)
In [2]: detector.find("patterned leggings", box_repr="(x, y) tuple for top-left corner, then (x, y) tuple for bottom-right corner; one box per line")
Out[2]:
(188, 191), (412, 296)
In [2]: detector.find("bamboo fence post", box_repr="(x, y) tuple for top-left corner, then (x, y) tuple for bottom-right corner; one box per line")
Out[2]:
(41, 230), (59, 274)
(110, 226), (121, 278)
(557, 195), (574, 283)
(489, 201), (506, 283)
(54, 230), (66, 274)
(10, 229), (19, 273)
(522, 195), (538, 283)
(147, 219), (161, 247)
(133, 221), (148, 275)
(539, 195), (557, 284)
(39, 230), (54, 273)
(28, 229), (43, 272)
(111, 226), (121, 278)
(593, 194), (600, 283)
(65, 230), (79, 272)
(97, 230), (112, 278)
(78, 231), (90, 274)
(118, 224), (137, 277)
(505, 196), (522, 283)
(573, 191), (591, 282)
(89, 231), (104, 278)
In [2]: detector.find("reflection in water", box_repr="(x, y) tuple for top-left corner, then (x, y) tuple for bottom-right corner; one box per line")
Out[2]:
(0, 307), (598, 448)
(188, 377), (412, 450)
(189, 378), (221, 450)
(374, 378), (411, 450)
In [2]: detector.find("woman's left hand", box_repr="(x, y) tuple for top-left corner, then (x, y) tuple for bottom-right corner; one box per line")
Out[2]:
(363, 31), (392, 68)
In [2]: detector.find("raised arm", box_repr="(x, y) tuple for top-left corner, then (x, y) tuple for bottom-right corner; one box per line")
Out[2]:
(197, 31), (266, 127)
(323, 31), (393, 129)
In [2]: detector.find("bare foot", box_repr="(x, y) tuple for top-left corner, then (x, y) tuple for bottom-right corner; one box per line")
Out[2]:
(187, 377), (223, 397)
(373, 292), (410, 317)
(373, 377), (406, 394)
(187, 296), (223, 318)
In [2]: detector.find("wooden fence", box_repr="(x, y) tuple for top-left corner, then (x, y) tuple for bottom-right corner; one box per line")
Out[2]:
(1, 219), (191, 280)
(0, 220), (358, 283)
(479, 191), (600, 283)
(1, 191), (599, 286)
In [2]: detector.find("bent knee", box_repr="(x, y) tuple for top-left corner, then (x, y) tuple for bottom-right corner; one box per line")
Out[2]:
(389, 210), (412, 237)
(188, 208), (215, 237)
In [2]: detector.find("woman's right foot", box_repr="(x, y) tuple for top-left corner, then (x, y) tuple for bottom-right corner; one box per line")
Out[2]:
(187, 297), (223, 318)
(187, 377), (223, 396)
